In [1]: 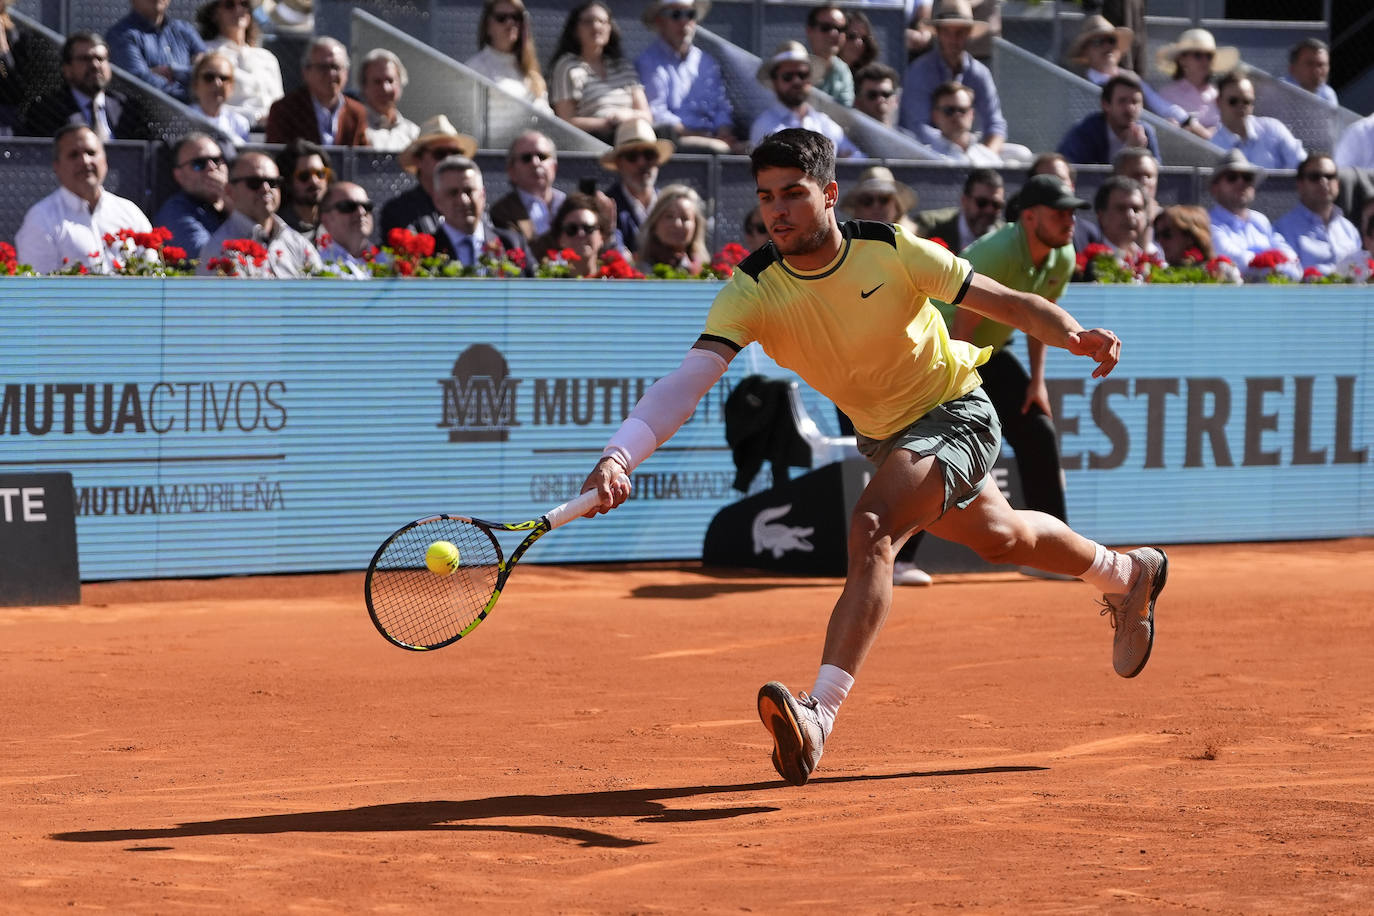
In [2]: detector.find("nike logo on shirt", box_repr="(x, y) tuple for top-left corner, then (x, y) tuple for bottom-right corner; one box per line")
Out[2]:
(861, 284), (883, 298)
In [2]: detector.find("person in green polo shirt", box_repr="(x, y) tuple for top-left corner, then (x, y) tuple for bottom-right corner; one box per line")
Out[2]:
(939, 174), (1087, 539)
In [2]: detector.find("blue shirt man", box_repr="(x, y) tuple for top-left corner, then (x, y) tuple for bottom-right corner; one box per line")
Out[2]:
(1273, 154), (1361, 273)
(1212, 74), (1305, 171)
(106, 0), (205, 102)
(900, 39), (1006, 148)
(635, 1), (738, 152)
(153, 133), (228, 253)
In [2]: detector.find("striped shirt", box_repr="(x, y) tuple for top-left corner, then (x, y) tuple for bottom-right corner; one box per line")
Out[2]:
(549, 53), (641, 119)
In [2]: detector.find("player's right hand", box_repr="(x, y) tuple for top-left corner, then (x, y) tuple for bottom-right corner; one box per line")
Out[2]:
(580, 457), (632, 517)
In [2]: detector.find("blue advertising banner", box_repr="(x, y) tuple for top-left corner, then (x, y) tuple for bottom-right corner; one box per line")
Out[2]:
(0, 279), (1369, 581)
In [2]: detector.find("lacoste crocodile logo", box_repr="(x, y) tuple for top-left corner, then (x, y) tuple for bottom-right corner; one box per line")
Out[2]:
(861, 284), (883, 298)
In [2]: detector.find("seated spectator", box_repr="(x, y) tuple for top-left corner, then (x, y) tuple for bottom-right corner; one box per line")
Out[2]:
(489, 130), (565, 241)
(429, 155), (535, 275)
(740, 205), (770, 251)
(852, 62), (900, 130)
(1334, 113), (1374, 170)
(199, 151), (322, 277)
(465, 0), (551, 113)
(839, 10), (879, 75)
(275, 139), (332, 241)
(265, 37), (367, 147)
(1282, 37), (1337, 106)
(533, 192), (611, 275)
(1155, 28), (1238, 137)
(915, 166), (1003, 251)
(600, 118), (674, 254)
(316, 182), (378, 279)
(189, 51), (251, 144)
(381, 114), (477, 236)
(358, 49), (418, 152)
(1092, 175), (1151, 259)
(1335, 199), (1374, 277)
(196, 0), (283, 128)
(1274, 152), (1361, 273)
(805, 5), (854, 107)
(838, 165), (919, 237)
(750, 41), (862, 158)
(899, 0), (1005, 154)
(548, 1), (651, 144)
(1206, 150), (1300, 280)
(1211, 71), (1305, 171)
(153, 131), (228, 253)
(926, 81), (1002, 166)
(25, 31), (152, 142)
(1112, 146), (1160, 250)
(636, 183), (709, 273)
(636, 0), (741, 154)
(107, 0), (205, 103)
(1067, 15), (1208, 139)
(1057, 72), (1160, 165)
(905, 0), (1000, 65)
(1153, 203), (1214, 265)
(15, 124), (151, 274)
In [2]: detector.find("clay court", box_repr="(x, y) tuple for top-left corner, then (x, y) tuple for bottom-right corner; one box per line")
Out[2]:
(2, 538), (1371, 912)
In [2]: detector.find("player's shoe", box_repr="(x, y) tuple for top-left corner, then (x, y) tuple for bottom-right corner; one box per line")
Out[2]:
(893, 562), (933, 586)
(757, 681), (827, 786)
(1099, 547), (1168, 678)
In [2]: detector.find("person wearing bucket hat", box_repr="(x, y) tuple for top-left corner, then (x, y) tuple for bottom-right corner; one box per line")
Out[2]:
(749, 41), (862, 158)
(899, 0), (1006, 153)
(1156, 28), (1240, 136)
(578, 127), (1165, 787)
(379, 114), (478, 237)
(839, 166), (919, 236)
(1210, 71), (1305, 171)
(1206, 149), (1300, 280)
(265, 36), (367, 147)
(1067, 14), (1208, 138)
(600, 117), (674, 254)
(635, 0), (743, 154)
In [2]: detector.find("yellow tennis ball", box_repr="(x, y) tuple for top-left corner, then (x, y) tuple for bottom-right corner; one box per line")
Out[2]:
(425, 540), (460, 576)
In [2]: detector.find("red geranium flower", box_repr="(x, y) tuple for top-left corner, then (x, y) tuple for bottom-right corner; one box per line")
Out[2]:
(1248, 249), (1288, 270)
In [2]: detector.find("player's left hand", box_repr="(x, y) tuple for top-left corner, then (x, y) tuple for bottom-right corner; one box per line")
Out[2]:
(1067, 328), (1121, 378)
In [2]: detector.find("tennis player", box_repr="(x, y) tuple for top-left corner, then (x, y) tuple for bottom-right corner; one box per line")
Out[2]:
(580, 128), (1167, 786)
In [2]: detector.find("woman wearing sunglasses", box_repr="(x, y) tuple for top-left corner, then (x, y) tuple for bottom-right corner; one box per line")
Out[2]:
(466, 0), (551, 114)
(189, 50), (251, 144)
(195, 0), (283, 129)
(535, 193), (612, 277)
(1154, 28), (1240, 138)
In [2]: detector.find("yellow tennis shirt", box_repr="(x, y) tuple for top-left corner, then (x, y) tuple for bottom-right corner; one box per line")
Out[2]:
(702, 220), (991, 440)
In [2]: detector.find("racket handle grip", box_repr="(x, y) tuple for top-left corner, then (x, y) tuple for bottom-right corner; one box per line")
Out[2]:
(544, 488), (605, 530)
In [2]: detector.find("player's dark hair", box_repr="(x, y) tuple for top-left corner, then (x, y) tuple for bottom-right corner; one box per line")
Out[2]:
(751, 128), (836, 188)
(1093, 175), (1142, 213)
(962, 167), (1002, 196)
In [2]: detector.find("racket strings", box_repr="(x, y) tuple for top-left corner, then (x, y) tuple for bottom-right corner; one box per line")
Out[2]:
(368, 518), (502, 648)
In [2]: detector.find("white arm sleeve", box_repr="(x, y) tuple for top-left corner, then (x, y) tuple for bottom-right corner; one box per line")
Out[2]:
(600, 347), (729, 472)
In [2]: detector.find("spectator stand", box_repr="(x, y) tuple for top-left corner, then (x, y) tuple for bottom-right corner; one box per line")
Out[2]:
(350, 8), (607, 155)
(994, 37), (1222, 168)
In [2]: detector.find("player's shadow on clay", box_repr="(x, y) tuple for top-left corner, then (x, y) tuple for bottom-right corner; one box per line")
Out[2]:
(50, 766), (1045, 850)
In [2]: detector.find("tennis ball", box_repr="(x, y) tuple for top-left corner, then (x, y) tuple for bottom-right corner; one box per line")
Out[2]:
(425, 540), (461, 576)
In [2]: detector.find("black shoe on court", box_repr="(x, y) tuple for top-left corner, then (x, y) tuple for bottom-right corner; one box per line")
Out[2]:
(1100, 547), (1168, 678)
(757, 681), (827, 786)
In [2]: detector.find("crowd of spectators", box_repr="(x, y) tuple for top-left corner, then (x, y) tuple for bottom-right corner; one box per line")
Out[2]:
(1, 0), (1371, 284)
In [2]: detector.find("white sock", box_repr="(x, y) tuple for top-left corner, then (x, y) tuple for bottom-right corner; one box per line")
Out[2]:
(807, 663), (854, 735)
(1078, 543), (1136, 595)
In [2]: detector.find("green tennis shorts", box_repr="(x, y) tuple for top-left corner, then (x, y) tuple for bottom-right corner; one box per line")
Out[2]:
(854, 388), (1002, 518)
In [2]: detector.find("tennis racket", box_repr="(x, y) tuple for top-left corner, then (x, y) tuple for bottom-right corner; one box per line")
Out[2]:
(365, 488), (604, 651)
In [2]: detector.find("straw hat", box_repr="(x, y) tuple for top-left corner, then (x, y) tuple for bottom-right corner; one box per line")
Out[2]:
(258, 0), (314, 36)
(599, 118), (675, 170)
(922, 0), (990, 41)
(1154, 28), (1240, 76)
(839, 166), (919, 215)
(641, 0), (711, 27)
(398, 115), (478, 174)
(1067, 14), (1134, 65)
(756, 40), (812, 83)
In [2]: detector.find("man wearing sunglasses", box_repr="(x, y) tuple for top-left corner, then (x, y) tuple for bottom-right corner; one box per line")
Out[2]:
(489, 130), (565, 242)
(900, 0), (1006, 154)
(916, 167), (1004, 254)
(1205, 149), (1299, 280)
(749, 41), (862, 158)
(153, 131), (228, 253)
(853, 63), (900, 131)
(1210, 71), (1305, 172)
(274, 138), (333, 241)
(198, 151), (322, 277)
(316, 182), (378, 279)
(599, 117), (674, 255)
(1273, 152), (1360, 274)
(804, 4), (854, 107)
(635, 0), (741, 154)
(926, 81), (1002, 167)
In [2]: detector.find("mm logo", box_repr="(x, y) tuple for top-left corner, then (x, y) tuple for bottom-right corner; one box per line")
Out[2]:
(437, 344), (521, 442)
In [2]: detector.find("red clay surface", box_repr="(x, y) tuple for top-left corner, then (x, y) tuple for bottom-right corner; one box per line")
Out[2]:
(2, 539), (1372, 913)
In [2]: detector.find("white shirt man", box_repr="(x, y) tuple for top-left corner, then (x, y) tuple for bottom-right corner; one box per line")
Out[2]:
(15, 125), (150, 274)
(198, 152), (322, 277)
